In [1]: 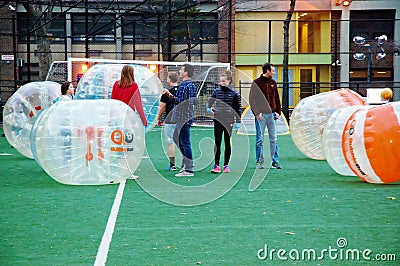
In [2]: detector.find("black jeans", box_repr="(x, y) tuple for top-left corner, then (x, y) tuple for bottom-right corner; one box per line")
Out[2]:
(213, 120), (233, 166)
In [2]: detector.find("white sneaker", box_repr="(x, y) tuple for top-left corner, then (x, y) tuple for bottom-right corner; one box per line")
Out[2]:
(128, 175), (139, 180)
(175, 171), (194, 177)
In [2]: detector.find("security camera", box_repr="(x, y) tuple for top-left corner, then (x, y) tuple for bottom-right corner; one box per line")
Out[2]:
(353, 53), (366, 61)
(376, 52), (386, 60)
(8, 4), (16, 11)
(375, 35), (387, 46)
(353, 36), (365, 46)
(375, 47), (386, 60)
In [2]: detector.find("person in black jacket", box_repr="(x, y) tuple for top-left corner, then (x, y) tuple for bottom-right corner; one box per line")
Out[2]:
(206, 70), (241, 173)
(249, 62), (282, 170)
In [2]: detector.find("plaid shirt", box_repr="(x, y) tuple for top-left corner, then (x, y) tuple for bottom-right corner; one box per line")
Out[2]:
(172, 80), (198, 125)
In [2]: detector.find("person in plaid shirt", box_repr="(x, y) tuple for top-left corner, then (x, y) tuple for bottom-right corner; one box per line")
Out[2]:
(162, 64), (198, 177)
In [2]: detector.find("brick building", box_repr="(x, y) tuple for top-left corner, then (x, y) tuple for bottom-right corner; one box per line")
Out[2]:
(0, 4), (18, 103)
(0, 0), (399, 109)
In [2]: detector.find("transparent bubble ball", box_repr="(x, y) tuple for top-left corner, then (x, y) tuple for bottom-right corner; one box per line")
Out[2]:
(32, 99), (145, 185)
(322, 105), (371, 176)
(290, 89), (366, 160)
(2, 81), (61, 158)
(75, 64), (163, 132)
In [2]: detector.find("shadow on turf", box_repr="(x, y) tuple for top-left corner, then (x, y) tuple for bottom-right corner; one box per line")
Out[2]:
(332, 177), (400, 186)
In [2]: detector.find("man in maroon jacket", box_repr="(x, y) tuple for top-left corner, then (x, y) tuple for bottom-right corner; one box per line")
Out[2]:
(249, 62), (282, 169)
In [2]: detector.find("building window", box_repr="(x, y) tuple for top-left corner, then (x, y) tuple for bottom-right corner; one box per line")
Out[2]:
(172, 15), (218, 44)
(17, 13), (66, 43)
(122, 15), (158, 44)
(47, 13), (66, 43)
(350, 10), (395, 41)
(72, 14), (115, 43)
(297, 12), (330, 54)
(121, 14), (217, 44)
(349, 10), (395, 83)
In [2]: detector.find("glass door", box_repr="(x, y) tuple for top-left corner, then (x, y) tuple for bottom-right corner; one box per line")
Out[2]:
(299, 67), (316, 99)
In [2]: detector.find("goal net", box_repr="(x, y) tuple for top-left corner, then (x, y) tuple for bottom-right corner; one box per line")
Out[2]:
(47, 58), (230, 127)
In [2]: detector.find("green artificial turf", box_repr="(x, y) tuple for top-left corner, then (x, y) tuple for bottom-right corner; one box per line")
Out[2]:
(0, 126), (399, 265)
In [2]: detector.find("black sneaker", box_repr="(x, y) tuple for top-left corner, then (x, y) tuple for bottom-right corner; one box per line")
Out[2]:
(271, 162), (282, 169)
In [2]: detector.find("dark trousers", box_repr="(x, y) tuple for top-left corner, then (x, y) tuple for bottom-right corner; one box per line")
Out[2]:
(174, 121), (193, 172)
(213, 120), (233, 166)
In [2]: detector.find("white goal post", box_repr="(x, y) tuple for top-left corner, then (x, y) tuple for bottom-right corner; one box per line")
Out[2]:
(47, 58), (231, 125)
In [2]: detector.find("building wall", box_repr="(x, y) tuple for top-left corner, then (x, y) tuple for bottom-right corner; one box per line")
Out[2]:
(235, 11), (296, 64)
(235, 0), (332, 12)
(235, 10), (332, 107)
(333, 0), (400, 94)
(0, 6), (16, 96)
(235, 0), (400, 106)
(217, 0), (234, 64)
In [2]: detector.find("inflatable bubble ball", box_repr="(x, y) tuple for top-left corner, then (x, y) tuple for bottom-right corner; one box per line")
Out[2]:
(75, 63), (163, 132)
(322, 105), (371, 176)
(32, 99), (145, 185)
(2, 81), (61, 158)
(342, 102), (400, 183)
(290, 89), (366, 160)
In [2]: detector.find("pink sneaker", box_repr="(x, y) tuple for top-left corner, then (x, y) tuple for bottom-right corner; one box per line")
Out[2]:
(223, 165), (230, 173)
(211, 164), (221, 173)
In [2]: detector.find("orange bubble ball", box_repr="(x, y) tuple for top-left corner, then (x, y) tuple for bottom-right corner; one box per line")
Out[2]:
(381, 88), (393, 101)
(342, 102), (400, 183)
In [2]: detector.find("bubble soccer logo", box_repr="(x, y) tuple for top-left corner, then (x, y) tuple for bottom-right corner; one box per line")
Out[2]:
(110, 129), (135, 152)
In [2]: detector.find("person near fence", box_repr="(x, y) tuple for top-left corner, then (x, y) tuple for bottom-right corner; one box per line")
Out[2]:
(156, 72), (179, 171)
(162, 64), (198, 177)
(249, 62), (282, 169)
(112, 64), (148, 127)
(206, 70), (241, 173)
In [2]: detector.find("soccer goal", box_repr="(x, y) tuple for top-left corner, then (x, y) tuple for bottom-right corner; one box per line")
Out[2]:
(46, 61), (69, 83)
(47, 58), (230, 126)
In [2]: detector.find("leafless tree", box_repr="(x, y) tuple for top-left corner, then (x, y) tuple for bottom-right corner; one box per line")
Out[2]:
(148, 0), (224, 62)
(282, 0), (296, 122)
(22, 1), (54, 81)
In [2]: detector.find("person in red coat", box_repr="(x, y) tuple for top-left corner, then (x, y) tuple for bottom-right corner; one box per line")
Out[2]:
(112, 65), (148, 127)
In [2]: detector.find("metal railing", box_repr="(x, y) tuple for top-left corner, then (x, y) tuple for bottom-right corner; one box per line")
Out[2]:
(238, 80), (400, 106)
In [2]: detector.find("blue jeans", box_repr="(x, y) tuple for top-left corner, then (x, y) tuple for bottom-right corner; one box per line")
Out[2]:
(255, 113), (278, 164)
(174, 121), (194, 172)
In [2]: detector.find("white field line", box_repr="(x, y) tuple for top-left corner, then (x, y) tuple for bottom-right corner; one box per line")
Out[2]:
(94, 179), (126, 266)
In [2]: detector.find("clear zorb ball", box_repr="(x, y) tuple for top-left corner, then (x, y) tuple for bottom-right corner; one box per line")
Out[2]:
(322, 105), (371, 176)
(32, 99), (145, 185)
(2, 81), (61, 158)
(290, 89), (366, 160)
(75, 64), (163, 132)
